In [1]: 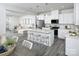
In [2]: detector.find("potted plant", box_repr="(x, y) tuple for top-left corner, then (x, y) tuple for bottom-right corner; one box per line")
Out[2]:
(3, 37), (16, 49)
(0, 37), (16, 56)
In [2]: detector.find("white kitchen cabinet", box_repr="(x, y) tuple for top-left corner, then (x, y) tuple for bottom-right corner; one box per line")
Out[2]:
(74, 3), (79, 25)
(58, 29), (69, 39)
(45, 15), (51, 24)
(58, 29), (65, 39)
(59, 14), (64, 24)
(37, 14), (45, 20)
(51, 10), (59, 19)
(59, 13), (74, 24)
(66, 36), (79, 56)
(63, 13), (74, 24)
(37, 14), (51, 24)
(37, 10), (59, 24)
(27, 29), (54, 46)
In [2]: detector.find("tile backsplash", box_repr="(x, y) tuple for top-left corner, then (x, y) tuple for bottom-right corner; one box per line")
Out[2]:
(74, 25), (79, 31)
(59, 24), (74, 29)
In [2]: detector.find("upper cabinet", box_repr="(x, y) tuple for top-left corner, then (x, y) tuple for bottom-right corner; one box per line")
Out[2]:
(45, 15), (51, 24)
(37, 14), (45, 20)
(37, 10), (59, 24)
(59, 13), (74, 24)
(51, 10), (59, 19)
(37, 9), (74, 24)
(59, 14), (64, 24)
(74, 3), (79, 25)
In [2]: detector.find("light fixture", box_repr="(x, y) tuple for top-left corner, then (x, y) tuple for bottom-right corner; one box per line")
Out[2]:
(36, 5), (40, 8)
(45, 3), (48, 5)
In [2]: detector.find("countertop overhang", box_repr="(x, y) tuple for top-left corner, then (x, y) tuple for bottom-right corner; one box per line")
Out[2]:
(18, 28), (54, 34)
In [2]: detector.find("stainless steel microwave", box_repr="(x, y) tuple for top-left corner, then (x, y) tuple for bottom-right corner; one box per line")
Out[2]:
(51, 19), (59, 24)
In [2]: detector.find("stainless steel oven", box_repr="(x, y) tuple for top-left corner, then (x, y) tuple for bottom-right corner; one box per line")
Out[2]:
(51, 19), (59, 38)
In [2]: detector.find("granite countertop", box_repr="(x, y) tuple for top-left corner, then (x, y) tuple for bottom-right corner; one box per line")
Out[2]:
(68, 31), (79, 38)
(67, 35), (79, 39)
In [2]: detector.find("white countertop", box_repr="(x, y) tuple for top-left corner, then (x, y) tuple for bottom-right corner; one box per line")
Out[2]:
(67, 35), (79, 38)
(18, 28), (54, 34)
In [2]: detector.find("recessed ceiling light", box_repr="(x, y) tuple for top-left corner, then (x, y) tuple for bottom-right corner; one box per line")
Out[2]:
(45, 3), (48, 5)
(36, 5), (40, 8)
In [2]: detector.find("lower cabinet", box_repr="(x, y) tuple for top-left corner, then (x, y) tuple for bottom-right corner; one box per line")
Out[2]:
(58, 29), (69, 39)
(27, 31), (54, 46)
(66, 36), (79, 56)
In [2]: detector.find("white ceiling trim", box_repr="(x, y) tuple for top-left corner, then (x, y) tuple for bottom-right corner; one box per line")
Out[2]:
(3, 3), (74, 16)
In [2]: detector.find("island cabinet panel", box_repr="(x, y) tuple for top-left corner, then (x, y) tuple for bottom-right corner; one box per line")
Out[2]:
(66, 36), (79, 56)
(27, 30), (54, 46)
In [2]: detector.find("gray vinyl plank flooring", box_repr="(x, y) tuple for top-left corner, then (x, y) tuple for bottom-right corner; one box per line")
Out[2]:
(44, 39), (65, 56)
(11, 37), (65, 56)
(6, 30), (65, 56)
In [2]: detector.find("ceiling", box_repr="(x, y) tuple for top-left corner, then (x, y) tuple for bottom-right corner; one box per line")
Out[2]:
(3, 3), (74, 15)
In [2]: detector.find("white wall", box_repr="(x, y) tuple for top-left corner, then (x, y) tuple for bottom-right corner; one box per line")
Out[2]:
(6, 16), (20, 29)
(5, 5), (36, 29)
(0, 5), (6, 35)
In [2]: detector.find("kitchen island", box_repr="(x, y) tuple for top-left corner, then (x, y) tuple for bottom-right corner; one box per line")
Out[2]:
(18, 28), (54, 46)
